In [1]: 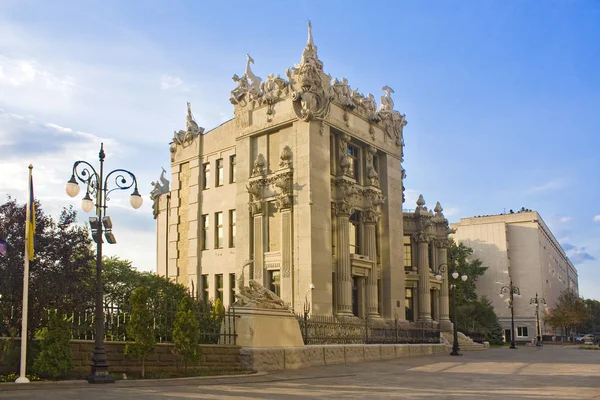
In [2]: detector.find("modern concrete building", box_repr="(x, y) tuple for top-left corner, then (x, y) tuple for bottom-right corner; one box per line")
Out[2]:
(152, 24), (453, 329)
(451, 211), (579, 342)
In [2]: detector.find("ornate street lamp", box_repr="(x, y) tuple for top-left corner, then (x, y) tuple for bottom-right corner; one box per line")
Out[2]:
(436, 263), (467, 356)
(500, 280), (521, 349)
(529, 293), (546, 347)
(65, 143), (142, 383)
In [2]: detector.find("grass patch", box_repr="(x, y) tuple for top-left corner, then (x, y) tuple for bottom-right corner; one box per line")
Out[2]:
(579, 345), (600, 350)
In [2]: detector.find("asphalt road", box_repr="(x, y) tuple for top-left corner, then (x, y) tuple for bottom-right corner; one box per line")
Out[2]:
(1, 345), (599, 399)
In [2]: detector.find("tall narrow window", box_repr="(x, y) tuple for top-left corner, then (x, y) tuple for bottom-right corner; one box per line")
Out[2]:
(216, 158), (224, 186)
(268, 270), (281, 297)
(202, 162), (210, 190)
(229, 155), (236, 183)
(202, 214), (209, 250)
(229, 273), (236, 304)
(349, 212), (360, 254)
(215, 212), (223, 249)
(215, 274), (223, 303)
(404, 236), (412, 272)
(229, 209), (236, 248)
(347, 144), (360, 181)
(202, 274), (209, 304)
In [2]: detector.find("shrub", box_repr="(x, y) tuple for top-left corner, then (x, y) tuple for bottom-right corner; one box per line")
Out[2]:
(32, 311), (73, 379)
(125, 287), (156, 378)
(173, 296), (201, 374)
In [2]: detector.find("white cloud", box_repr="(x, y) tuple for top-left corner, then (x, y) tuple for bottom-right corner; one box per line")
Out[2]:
(160, 75), (183, 90)
(559, 216), (572, 223)
(526, 180), (564, 194)
(593, 215), (600, 223)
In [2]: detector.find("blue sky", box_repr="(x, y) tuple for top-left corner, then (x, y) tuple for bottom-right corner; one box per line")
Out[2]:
(1, 1), (599, 299)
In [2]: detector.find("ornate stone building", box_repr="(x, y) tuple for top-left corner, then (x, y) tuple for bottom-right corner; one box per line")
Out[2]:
(154, 23), (453, 328)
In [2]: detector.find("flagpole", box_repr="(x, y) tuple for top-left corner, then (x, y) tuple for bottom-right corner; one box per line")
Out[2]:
(15, 165), (33, 384)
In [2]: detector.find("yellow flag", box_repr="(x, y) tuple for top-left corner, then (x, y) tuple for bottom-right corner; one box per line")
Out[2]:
(26, 168), (35, 261)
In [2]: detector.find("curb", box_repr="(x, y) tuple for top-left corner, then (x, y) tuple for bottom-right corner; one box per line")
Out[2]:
(0, 371), (267, 391)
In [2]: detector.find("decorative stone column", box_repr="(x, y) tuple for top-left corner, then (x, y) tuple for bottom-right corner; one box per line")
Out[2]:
(362, 210), (380, 318)
(335, 202), (353, 316)
(253, 212), (264, 285)
(436, 240), (452, 331)
(415, 233), (432, 322)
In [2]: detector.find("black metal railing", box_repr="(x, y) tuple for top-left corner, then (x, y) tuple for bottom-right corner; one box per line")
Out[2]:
(297, 314), (440, 345)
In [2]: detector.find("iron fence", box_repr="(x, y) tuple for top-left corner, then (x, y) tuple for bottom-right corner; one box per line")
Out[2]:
(297, 314), (440, 345)
(1, 302), (238, 345)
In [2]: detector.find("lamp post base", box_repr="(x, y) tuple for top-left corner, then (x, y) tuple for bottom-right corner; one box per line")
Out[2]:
(88, 360), (114, 384)
(509, 342), (517, 349)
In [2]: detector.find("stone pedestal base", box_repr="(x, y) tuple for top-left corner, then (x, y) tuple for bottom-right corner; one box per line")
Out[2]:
(439, 319), (453, 332)
(228, 307), (304, 348)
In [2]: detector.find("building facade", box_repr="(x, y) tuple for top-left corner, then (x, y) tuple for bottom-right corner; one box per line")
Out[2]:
(154, 24), (452, 328)
(451, 211), (580, 342)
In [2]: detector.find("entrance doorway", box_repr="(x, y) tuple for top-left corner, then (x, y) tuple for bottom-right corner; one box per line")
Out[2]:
(504, 329), (512, 343)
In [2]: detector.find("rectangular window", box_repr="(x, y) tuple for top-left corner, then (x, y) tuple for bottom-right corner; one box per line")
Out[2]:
(405, 288), (414, 321)
(229, 209), (236, 248)
(229, 273), (236, 304)
(517, 327), (529, 337)
(404, 236), (412, 272)
(269, 270), (281, 297)
(202, 162), (210, 190)
(202, 214), (209, 250)
(202, 274), (209, 304)
(215, 212), (223, 249)
(216, 158), (224, 186)
(229, 155), (236, 183)
(215, 274), (223, 303)
(347, 144), (360, 180)
(349, 212), (360, 254)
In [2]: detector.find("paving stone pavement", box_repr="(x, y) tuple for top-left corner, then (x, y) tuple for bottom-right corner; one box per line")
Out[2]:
(1, 345), (599, 399)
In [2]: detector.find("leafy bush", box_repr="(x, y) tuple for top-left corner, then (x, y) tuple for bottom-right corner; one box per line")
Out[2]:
(32, 311), (73, 379)
(0, 372), (40, 382)
(173, 296), (201, 374)
(125, 287), (156, 378)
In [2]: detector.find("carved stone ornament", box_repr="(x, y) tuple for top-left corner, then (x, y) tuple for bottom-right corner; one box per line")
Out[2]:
(339, 133), (352, 177)
(261, 73), (289, 121)
(273, 171), (293, 210)
(435, 239), (451, 248)
(290, 22), (332, 125)
(245, 54), (262, 101)
(150, 167), (170, 219)
(279, 145), (293, 169)
(361, 209), (380, 224)
(251, 153), (266, 177)
(170, 102), (204, 161)
(246, 179), (265, 215)
(335, 201), (354, 217)
(230, 73), (249, 105)
(366, 145), (379, 187)
(234, 263), (287, 310)
(412, 232), (430, 243)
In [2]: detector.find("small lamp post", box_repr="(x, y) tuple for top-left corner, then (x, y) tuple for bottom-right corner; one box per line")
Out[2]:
(529, 293), (546, 347)
(500, 280), (521, 349)
(435, 263), (467, 356)
(65, 143), (143, 383)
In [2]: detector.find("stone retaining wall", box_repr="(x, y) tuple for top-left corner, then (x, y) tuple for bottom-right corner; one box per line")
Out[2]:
(240, 343), (449, 371)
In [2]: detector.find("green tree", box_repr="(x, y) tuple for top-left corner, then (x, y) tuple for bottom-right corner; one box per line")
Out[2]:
(125, 287), (155, 378)
(0, 197), (95, 337)
(173, 296), (201, 374)
(545, 289), (589, 339)
(447, 239), (488, 306)
(32, 311), (73, 379)
(575, 299), (600, 335)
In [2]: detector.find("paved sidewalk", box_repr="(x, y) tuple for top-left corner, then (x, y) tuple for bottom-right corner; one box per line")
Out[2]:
(1, 345), (599, 399)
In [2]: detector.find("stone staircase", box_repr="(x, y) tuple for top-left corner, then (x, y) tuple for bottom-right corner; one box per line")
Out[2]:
(440, 331), (487, 351)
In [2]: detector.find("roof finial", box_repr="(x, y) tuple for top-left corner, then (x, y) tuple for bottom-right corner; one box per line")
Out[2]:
(307, 20), (313, 47)
(300, 20), (322, 71)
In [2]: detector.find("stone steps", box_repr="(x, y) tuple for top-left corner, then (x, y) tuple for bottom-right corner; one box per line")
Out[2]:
(440, 331), (487, 351)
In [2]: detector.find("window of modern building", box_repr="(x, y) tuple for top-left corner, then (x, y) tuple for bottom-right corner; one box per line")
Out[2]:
(202, 274), (209, 304)
(347, 144), (360, 181)
(215, 212), (223, 249)
(517, 327), (529, 337)
(229, 273), (236, 304)
(202, 214), (209, 250)
(405, 288), (414, 321)
(216, 158), (224, 186)
(215, 274), (223, 303)
(404, 236), (412, 272)
(268, 270), (281, 297)
(349, 212), (360, 254)
(229, 155), (236, 183)
(202, 162), (210, 190)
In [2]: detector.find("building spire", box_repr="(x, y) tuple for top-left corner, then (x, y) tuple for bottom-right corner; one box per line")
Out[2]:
(300, 20), (323, 71)
(307, 20), (314, 48)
